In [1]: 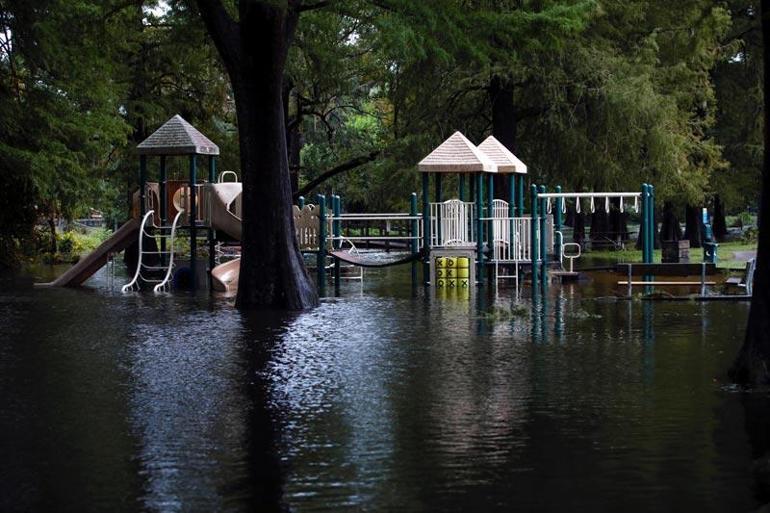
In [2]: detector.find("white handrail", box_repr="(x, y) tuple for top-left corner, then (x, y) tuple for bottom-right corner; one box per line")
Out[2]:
(122, 210), (155, 292)
(218, 170), (239, 183)
(153, 209), (185, 293)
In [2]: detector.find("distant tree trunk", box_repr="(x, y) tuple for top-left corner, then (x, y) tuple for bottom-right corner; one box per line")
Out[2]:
(564, 207), (574, 228)
(608, 198), (629, 243)
(659, 201), (682, 242)
(590, 204), (610, 249)
(573, 208), (586, 246)
(47, 214), (57, 254)
(713, 195), (728, 241)
(196, 0), (317, 310)
(489, 75), (516, 199)
(684, 204), (703, 248)
(730, 0), (770, 387)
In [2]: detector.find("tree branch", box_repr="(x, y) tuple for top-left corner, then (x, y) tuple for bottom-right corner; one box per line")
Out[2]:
(194, 0), (241, 71)
(299, 1), (332, 12)
(294, 150), (381, 198)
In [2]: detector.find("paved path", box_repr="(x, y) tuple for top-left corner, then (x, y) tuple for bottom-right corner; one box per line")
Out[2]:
(731, 250), (757, 262)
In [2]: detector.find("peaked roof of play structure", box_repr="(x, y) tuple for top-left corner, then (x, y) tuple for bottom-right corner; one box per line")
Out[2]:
(477, 136), (528, 174)
(417, 131), (497, 173)
(137, 114), (220, 156)
(417, 131), (527, 174)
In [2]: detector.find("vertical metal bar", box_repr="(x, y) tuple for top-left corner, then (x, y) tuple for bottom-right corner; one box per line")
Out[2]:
(487, 174), (494, 278)
(159, 156), (167, 264)
(539, 185), (548, 287)
(518, 175), (525, 216)
(701, 261), (706, 296)
(435, 174), (443, 244)
(333, 195), (341, 289)
(649, 185), (656, 262)
(189, 155), (197, 291)
(422, 173), (430, 284)
(628, 264), (632, 297)
(410, 192), (418, 286)
(208, 156), (216, 283)
(139, 155), (147, 218)
(509, 175), (516, 217)
(530, 184), (539, 289)
(641, 184), (649, 263)
(459, 174), (465, 202)
(298, 196), (305, 209)
(476, 173), (484, 284)
(317, 194), (326, 295)
(554, 185), (562, 254)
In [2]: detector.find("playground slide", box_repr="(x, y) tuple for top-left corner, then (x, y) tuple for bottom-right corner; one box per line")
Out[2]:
(36, 219), (141, 287)
(208, 182), (242, 240)
(211, 258), (240, 293)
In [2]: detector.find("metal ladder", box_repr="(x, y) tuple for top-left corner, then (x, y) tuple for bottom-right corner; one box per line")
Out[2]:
(122, 209), (184, 293)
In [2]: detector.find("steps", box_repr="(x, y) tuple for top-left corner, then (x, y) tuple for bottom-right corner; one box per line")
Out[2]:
(122, 209), (184, 293)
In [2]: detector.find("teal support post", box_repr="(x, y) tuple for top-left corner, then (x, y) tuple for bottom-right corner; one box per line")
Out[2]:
(476, 173), (484, 284)
(208, 156), (216, 282)
(422, 173), (431, 284)
(333, 195), (341, 289)
(487, 174), (494, 270)
(509, 175), (516, 218)
(459, 174), (465, 201)
(518, 175), (525, 216)
(469, 173), (475, 204)
(139, 155), (147, 218)
(530, 184), (539, 289)
(159, 156), (167, 264)
(298, 196), (305, 209)
(649, 185), (655, 261)
(640, 184), (648, 263)
(189, 155), (198, 291)
(554, 185), (562, 254)
(316, 194), (327, 295)
(410, 192), (418, 285)
(539, 185), (548, 286)
(435, 174), (443, 243)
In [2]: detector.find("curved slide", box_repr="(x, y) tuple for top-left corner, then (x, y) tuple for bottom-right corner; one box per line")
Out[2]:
(36, 219), (140, 287)
(208, 183), (243, 292)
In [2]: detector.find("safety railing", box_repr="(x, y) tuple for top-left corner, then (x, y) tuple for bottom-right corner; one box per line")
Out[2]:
(429, 199), (475, 247)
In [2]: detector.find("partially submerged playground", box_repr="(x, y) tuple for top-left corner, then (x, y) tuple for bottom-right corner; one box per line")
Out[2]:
(38, 115), (754, 300)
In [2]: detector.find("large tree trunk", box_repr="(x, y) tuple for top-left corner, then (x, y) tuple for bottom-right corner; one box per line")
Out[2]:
(489, 75), (516, 199)
(590, 204), (611, 249)
(684, 204), (703, 248)
(197, 0), (317, 310)
(659, 201), (682, 242)
(573, 208), (586, 246)
(713, 195), (728, 241)
(730, 0), (770, 387)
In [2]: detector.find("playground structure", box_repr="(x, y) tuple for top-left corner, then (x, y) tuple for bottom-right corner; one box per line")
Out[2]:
(40, 117), (669, 296)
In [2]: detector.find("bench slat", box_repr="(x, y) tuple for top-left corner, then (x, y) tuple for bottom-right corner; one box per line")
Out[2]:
(618, 281), (717, 286)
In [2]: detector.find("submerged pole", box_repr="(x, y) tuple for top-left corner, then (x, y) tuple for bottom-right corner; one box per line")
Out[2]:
(476, 173), (484, 284)
(487, 173), (495, 282)
(539, 185), (548, 286)
(189, 155), (197, 291)
(422, 173), (430, 284)
(530, 184), (539, 289)
(207, 156), (216, 284)
(410, 192), (418, 286)
(518, 175), (525, 216)
(316, 194), (327, 295)
(554, 185), (562, 254)
(333, 195), (341, 289)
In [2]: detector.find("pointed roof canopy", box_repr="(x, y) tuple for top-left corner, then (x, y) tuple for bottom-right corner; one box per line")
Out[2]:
(477, 136), (527, 174)
(137, 114), (219, 156)
(417, 131), (497, 173)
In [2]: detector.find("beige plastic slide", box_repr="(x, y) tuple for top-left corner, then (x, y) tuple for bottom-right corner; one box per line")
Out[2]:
(208, 182), (243, 292)
(211, 258), (240, 293)
(208, 182), (242, 240)
(36, 219), (141, 287)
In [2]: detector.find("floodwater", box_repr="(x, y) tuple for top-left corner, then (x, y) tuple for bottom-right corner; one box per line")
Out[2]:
(1, 262), (767, 512)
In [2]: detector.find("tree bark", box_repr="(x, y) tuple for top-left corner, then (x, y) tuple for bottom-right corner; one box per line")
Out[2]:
(47, 214), (57, 254)
(730, 0), (770, 387)
(659, 201), (682, 242)
(573, 207), (586, 246)
(684, 204), (703, 248)
(590, 204), (611, 249)
(197, 0), (317, 309)
(713, 195), (728, 241)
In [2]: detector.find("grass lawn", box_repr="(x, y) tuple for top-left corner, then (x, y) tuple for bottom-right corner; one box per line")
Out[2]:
(586, 240), (756, 271)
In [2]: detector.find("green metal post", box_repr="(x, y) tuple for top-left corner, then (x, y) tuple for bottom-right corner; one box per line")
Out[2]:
(509, 175), (516, 218)
(139, 155), (147, 218)
(518, 175), (525, 216)
(476, 173), (484, 284)
(649, 185), (656, 262)
(530, 184), (539, 289)
(333, 195), (341, 289)
(189, 155), (197, 291)
(459, 174), (465, 201)
(208, 156), (216, 283)
(554, 185), (562, 254)
(435, 174), (443, 243)
(469, 173), (476, 204)
(159, 156), (167, 264)
(422, 173), (430, 284)
(487, 174), (494, 271)
(298, 196), (305, 209)
(539, 185), (548, 286)
(410, 192), (418, 286)
(316, 194), (326, 295)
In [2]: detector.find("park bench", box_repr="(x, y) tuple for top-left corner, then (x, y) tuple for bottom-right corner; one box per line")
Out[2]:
(725, 258), (755, 296)
(616, 262), (717, 297)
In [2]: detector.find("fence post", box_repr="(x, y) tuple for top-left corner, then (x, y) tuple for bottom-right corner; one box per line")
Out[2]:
(316, 194), (326, 295)
(530, 184), (539, 289)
